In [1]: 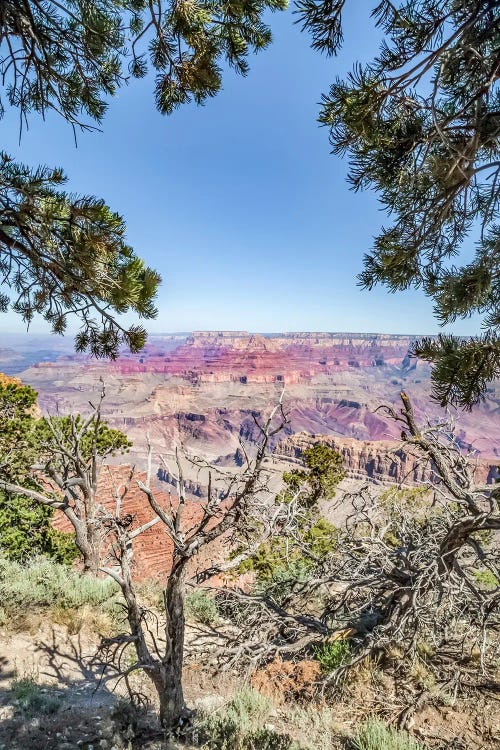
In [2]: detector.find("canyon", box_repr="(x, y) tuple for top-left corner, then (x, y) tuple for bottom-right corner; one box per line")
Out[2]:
(3, 329), (498, 577)
(13, 330), (499, 468)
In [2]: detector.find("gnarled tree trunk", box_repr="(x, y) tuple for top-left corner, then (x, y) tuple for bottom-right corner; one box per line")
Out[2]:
(161, 558), (188, 725)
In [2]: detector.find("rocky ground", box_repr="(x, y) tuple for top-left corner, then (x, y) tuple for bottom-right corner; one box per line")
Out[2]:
(0, 618), (498, 750)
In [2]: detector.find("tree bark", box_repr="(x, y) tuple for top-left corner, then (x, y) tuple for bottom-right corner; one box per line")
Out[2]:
(158, 557), (188, 728)
(68, 512), (101, 575)
(117, 545), (188, 729)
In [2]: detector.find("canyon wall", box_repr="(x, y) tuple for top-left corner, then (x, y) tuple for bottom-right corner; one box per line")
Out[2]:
(15, 330), (500, 467)
(274, 433), (498, 487)
(51, 466), (226, 582)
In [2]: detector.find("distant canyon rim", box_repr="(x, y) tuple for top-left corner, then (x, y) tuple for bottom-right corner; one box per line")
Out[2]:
(2, 330), (498, 493)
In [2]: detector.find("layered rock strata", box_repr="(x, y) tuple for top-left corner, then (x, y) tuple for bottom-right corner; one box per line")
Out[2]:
(274, 433), (498, 487)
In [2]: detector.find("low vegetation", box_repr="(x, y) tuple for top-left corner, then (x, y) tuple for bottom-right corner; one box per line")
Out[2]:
(0, 392), (497, 748)
(313, 639), (351, 674)
(1, 1), (499, 743)
(10, 675), (63, 717)
(193, 690), (431, 750)
(0, 555), (120, 632)
(0, 380), (77, 563)
(186, 590), (221, 625)
(351, 720), (427, 750)
(195, 689), (301, 750)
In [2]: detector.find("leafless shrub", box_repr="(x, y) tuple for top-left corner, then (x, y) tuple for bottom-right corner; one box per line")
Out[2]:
(209, 393), (499, 700)
(95, 391), (299, 729)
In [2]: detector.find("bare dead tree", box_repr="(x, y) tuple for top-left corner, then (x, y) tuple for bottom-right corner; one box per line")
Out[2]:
(209, 392), (499, 694)
(0, 381), (130, 573)
(96, 393), (289, 730)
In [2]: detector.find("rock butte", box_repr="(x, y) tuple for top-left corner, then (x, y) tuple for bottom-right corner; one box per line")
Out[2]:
(53, 443), (497, 579)
(52, 466), (230, 582)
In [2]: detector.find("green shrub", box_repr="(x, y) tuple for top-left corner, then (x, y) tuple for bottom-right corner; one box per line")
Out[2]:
(313, 639), (351, 673)
(283, 444), (345, 506)
(186, 590), (220, 624)
(303, 518), (338, 557)
(473, 568), (499, 589)
(0, 555), (120, 618)
(352, 720), (427, 750)
(202, 719), (298, 750)
(379, 487), (430, 510)
(0, 380), (78, 563)
(255, 559), (311, 605)
(11, 677), (62, 716)
(223, 688), (272, 727)
(236, 536), (307, 580)
(0, 491), (78, 564)
(199, 689), (302, 750)
(236, 445), (342, 586)
(238, 518), (336, 587)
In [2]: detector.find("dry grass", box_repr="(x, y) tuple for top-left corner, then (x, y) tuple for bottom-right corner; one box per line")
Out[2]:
(50, 603), (119, 637)
(352, 720), (427, 750)
(285, 705), (345, 750)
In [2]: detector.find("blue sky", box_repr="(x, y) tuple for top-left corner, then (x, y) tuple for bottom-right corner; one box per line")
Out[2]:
(0, 3), (482, 337)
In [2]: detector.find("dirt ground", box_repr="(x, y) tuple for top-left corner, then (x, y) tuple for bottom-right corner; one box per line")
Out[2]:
(0, 622), (498, 750)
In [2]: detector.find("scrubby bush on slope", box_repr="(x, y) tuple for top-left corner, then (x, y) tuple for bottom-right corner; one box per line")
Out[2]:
(0, 555), (120, 628)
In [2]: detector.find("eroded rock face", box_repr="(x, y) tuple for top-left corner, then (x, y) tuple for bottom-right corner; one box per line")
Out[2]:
(52, 435), (497, 579)
(91, 331), (421, 384)
(15, 330), (500, 467)
(28, 331), (418, 381)
(8, 330), (496, 580)
(52, 466), (226, 582)
(274, 433), (498, 486)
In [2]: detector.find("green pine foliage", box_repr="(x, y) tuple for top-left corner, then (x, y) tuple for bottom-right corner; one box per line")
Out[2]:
(0, 1), (288, 353)
(0, 379), (39, 470)
(0, 493), (77, 564)
(2, 1), (288, 126)
(0, 377), (130, 562)
(0, 154), (160, 358)
(297, 0), (500, 408)
(283, 443), (345, 506)
(36, 413), (132, 466)
(313, 638), (350, 673)
(0, 1), (123, 127)
(239, 444), (343, 598)
(132, 0), (289, 115)
(0, 379), (76, 561)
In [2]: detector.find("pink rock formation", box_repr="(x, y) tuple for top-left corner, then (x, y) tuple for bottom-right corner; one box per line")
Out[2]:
(19, 331), (500, 462)
(52, 466), (227, 582)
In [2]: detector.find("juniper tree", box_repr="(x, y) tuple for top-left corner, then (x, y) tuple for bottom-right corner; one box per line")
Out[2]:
(97, 393), (288, 728)
(0, 0), (286, 355)
(297, 0), (500, 407)
(0, 383), (131, 573)
(214, 394), (500, 701)
(0, 378), (76, 562)
(283, 442), (345, 505)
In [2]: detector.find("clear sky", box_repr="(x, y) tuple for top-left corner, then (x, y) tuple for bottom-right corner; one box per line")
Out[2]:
(0, 3), (483, 338)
